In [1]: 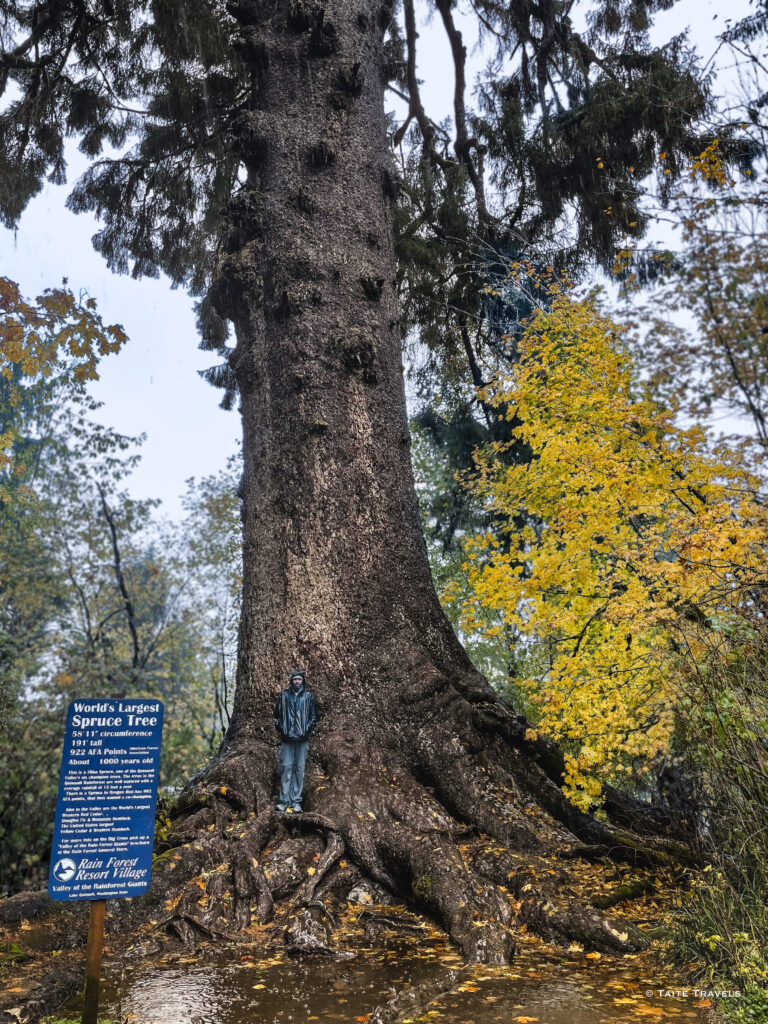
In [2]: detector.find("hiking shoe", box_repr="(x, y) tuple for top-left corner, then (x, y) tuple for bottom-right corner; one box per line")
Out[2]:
(275, 803), (287, 812)
(290, 804), (302, 813)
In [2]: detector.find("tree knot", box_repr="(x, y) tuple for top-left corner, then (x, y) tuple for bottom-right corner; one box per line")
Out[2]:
(335, 330), (377, 383)
(360, 275), (385, 301)
(287, 0), (338, 56)
(308, 141), (336, 168)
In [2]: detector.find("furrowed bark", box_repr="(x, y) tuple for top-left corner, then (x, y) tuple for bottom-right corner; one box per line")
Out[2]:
(216, 0), (496, 762)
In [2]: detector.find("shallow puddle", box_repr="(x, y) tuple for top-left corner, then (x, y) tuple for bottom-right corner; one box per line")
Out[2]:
(61, 937), (710, 1024)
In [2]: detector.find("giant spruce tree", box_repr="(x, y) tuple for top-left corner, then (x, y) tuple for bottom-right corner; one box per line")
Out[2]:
(2, 0), (708, 964)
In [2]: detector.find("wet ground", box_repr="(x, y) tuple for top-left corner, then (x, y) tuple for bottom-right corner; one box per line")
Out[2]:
(1, 858), (719, 1023)
(60, 931), (713, 1024)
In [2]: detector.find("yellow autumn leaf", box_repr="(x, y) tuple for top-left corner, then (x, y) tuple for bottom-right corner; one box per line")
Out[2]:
(455, 275), (767, 810)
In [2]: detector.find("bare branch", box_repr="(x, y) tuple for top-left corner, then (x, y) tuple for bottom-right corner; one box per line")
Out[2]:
(96, 482), (141, 671)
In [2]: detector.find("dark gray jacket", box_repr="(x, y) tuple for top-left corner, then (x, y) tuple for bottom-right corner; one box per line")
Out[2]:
(274, 686), (318, 742)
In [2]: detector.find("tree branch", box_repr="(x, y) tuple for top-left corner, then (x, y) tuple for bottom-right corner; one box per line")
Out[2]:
(403, 0), (448, 170)
(96, 482), (140, 671)
(434, 0), (489, 224)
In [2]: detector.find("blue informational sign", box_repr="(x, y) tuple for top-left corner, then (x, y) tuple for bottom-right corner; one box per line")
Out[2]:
(48, 699), (164, 902)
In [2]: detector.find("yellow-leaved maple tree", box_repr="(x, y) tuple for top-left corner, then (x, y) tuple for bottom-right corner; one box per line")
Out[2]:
(0, 276), (127, 470)
(450, 276), (768, 808)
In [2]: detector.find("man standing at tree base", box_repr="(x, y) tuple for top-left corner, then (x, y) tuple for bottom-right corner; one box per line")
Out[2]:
(274, 669), (318, 813)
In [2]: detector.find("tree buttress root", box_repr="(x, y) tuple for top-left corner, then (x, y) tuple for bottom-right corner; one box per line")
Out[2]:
(0, 694), (698, 1022)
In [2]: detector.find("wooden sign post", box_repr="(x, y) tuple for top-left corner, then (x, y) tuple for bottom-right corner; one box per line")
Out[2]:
(82, 899), (106, 1024)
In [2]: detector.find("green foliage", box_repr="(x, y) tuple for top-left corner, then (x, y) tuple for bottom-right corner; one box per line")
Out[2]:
(617, 141), (768, 468)
(395, 0), (727, 435)
(717, 986), (768, 1024)
(0, 2), (239, 294)
(664, 614), (768, 994)
(411, 421), (509, 692)
(0, 941), (31, 972)
(0, 288), (242, 895)
(0, 279), (127, 735)
(0, 400), (242, 892)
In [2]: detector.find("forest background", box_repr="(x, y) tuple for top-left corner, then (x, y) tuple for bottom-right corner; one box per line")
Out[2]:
(2, 0), (768, 1018)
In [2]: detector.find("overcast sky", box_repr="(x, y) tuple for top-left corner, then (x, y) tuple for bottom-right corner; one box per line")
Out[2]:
(1, 0), (753, 518)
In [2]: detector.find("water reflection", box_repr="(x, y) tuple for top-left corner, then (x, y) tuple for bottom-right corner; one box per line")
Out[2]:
(117, 968), (225, 1024)
(69, 941), (707, 1024)
(96, 948), (445, 1024)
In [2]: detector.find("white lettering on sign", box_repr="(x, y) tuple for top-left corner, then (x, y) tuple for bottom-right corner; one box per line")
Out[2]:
(48, 698), (164, 903)
(72, 714), (123, 728)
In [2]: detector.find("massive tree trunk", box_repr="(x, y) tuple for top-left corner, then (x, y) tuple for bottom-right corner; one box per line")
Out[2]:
(0, 0), (696, 993)
(223, 0), (480, 744)
(161, 0), (695, 965)
(206, 0), (533, 958)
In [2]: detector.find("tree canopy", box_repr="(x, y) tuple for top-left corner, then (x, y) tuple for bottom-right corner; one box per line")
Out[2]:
(1, 0), (726, 410)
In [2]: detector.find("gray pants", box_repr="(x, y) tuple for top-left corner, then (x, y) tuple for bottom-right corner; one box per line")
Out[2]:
(278, 740), (308, 806)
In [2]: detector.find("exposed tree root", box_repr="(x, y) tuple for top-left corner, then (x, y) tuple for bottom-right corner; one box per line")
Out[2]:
(291, 827), (344, 907)
(473, 701), (701, 852)
(0, 962), (84, 1024)
(1, 679), (701, 1022)
(136, 665), (697, 970)
(591, 876), (659, 910)
(468, 846), (649, 954)
(356, 907), (427, 934)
